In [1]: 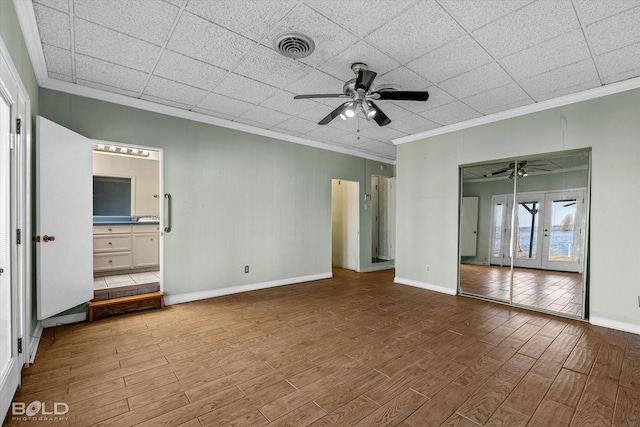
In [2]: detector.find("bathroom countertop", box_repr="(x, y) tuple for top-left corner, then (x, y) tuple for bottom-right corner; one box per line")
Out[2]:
(93, 216), (159, 225)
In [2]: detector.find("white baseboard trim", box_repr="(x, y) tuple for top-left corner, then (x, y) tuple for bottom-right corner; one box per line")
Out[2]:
(359, 264), (395, 273)
(165, 272), (332, 306)
(29, 322), (43, 364)
(590, 316), (640, 335)
(394, 277), (457, 296)
(41, 312), (87, 328)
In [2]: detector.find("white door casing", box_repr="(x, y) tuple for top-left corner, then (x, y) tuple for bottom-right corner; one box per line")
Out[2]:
(36, 116), (93, 320)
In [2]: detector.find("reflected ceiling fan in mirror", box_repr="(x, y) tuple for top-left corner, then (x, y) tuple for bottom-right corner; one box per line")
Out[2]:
(483, 160), (551, 179)
(294, 63), (429, 127)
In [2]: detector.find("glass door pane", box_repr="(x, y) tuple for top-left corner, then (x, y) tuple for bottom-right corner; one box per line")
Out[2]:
(513, 196), (543, 269)
(541, 190), (586, 273)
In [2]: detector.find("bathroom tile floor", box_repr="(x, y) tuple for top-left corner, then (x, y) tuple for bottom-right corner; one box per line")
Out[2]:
(93, 271), (160, 290)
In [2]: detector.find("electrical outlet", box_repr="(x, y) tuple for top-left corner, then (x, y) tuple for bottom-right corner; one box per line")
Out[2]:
(245, 265), (249, 273)
(426, 265), (431, 273)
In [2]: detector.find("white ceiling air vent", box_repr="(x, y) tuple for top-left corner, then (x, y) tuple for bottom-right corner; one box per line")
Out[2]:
(273, 33), (315, 59)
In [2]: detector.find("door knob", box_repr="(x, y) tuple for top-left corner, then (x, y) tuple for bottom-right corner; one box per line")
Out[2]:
(43, 235), (55, 242)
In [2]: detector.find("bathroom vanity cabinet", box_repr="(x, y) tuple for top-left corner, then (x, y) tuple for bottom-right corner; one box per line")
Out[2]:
(93, 224), (159, 274)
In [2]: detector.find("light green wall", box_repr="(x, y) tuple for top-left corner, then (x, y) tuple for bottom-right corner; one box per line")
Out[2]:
(463, 168), (588, 264)
(39, 88), (394, 298)
(397, 88), (640, 329)
(1, 0), (39, 334)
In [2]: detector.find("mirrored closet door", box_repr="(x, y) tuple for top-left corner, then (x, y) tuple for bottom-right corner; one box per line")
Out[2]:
(458, 150), (590, 318)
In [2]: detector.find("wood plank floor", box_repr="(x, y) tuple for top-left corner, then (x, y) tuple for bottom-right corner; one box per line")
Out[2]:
(460, 264), (583, 317)
(5, 268), (639, 426)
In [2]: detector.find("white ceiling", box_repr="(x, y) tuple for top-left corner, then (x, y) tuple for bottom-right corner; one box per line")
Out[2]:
(21, 0), (640, 161)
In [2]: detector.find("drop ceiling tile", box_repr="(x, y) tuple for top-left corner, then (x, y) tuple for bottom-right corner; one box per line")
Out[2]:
(49, 72), (72, 82)
(272, 117), (319, 135)
(473, 0), (580, 58)
(77, 79), (140, 97)
(439, 62), (515, 99)
(167, 12), (257, 70)
(574, 0), (640, 24)
(74, 0), (178, 45)
(240, 105), (291, 127)
(333, 132), (370, 147)
(33, 3), (70, 49)
(440, 0), (534, 30)
(376, 66), (431, 91)
(76, 54), (148, 93)
(154, 50), (228, 91)
(33, 0), (68, 12)
(143, 76), (209, 106)
(260, 91), (317, 116)
(140, 94), (193, 110)
(42, 44), (71, 77)
(305, 126), (352, 142)
(214, 73), (278, 104)
(306, 0), (415, 37)
(74, 18), (160, 72)
(421, 101), (482, 125)
(500, 29), (590, 79)
(358, 124), (407, 141)
(597, 42), (640, 84)
(192, 107), (236, 122)
(366, 1), (466, 63)
(186, 0), (296, 42)
(197, 93), (255, 117)
(407, 35), (493, 84)
(235, 45), (313, 88)
(265, 4), (359, 67)
(285, 70), (345, 97)
(353, 140), (396, 158)
(317, 41), (400, 82)
(462, 82), (533, 115)
(387, 113), (440, 134)
(520, 59), (600, 101)
(586, 6), (640, 54)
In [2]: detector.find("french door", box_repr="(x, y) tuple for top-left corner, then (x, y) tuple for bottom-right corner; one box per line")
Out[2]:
(491, 189), (586, 273)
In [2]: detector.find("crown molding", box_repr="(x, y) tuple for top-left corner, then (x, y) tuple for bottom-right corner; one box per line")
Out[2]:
(394, 75), (640, 145)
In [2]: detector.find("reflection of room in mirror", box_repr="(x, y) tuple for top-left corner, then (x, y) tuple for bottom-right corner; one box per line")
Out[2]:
(458, 150), (589, 319)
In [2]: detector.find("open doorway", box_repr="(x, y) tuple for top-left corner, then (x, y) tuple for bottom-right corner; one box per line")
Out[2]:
(92, 143), (162, 301)
(331, 179), (359, 270)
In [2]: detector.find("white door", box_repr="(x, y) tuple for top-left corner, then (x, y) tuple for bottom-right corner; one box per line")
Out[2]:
(0, 84), (20, 422)
(460, 197), (478, 257)
(36, 117), (94, 320)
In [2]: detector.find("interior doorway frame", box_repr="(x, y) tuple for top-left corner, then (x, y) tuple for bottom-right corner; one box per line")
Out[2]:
(0, 36), (31, 420)
(331, 179), (360, 271)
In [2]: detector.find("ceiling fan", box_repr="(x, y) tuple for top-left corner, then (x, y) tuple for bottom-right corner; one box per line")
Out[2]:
(483, 160), (551, 179)
(293, 62), (429, 127)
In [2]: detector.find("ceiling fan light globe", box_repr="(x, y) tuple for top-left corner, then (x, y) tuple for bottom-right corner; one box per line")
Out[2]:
(345, 109), (355, 118)
(339, 113), (347, 120)
(367, 109), (376, 119)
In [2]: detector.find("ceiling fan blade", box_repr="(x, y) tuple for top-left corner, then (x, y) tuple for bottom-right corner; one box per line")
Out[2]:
(318, 102), (349, 125)
(483, 168), (509, 177)
(294, 94), (346, 99)
(371, 91), (429, 101)
(368, 101), (391, 126)
(355, 70), (377, 92)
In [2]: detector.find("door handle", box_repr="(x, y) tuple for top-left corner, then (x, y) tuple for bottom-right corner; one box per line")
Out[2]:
(164, 193), (172, 233)
(43, 235), (55, 242)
